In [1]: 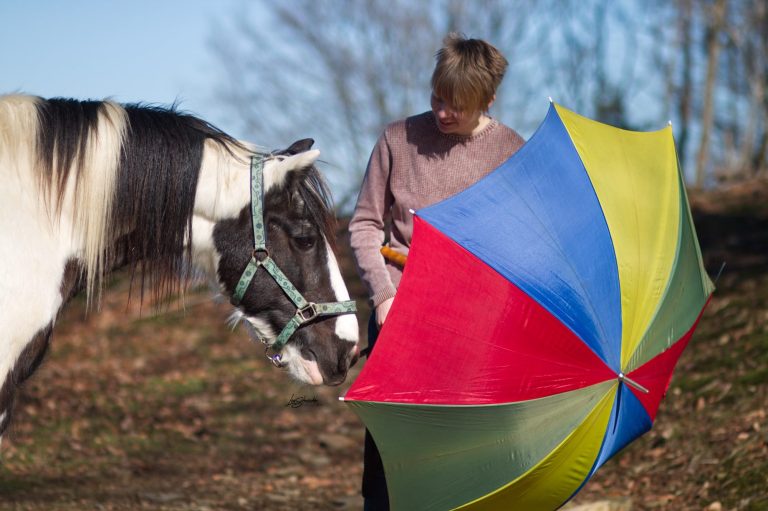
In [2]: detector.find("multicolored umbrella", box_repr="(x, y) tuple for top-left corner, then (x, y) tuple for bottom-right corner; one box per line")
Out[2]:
(343, 103), (715, 510)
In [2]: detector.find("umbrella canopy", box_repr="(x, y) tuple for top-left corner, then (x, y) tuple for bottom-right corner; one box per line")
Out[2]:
(343, 103), (715, 510)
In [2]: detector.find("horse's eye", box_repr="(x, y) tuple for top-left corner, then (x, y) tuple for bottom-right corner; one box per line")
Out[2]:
(294, 236), (316, 250)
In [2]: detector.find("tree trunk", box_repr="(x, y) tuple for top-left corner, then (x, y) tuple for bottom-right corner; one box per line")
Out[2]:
(677, 0), (693, 171)
(695, 0), (727, 188)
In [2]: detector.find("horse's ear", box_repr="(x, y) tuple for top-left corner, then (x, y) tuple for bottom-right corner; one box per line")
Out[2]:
(264, 149), (321, 190)
(282, 138), (315, 155)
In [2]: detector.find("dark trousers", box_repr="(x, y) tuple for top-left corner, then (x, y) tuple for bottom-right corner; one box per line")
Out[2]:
(362, 313), (390, 510)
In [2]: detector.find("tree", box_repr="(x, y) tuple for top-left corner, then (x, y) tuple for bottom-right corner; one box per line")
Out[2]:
(695, 0), (727, 188)
(654, 0), (767, 184)
(737, 0), (768, 176)
(210, 0), (535, 209)
(210, 0), (767, 198)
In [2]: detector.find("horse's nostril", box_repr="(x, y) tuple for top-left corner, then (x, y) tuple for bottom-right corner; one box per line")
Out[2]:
(325, 375), (347, 386)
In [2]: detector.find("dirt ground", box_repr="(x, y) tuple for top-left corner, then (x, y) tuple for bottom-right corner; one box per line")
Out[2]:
(1, 180), (766, 511)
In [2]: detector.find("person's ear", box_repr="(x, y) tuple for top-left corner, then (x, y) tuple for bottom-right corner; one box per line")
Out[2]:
(487, 94), (496, 111)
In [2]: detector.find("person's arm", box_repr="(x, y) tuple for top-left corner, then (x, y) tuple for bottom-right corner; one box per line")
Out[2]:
(349, 132), (397, 325)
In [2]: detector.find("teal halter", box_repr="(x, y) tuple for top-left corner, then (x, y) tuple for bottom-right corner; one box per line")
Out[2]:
(230, 154), (357, 364)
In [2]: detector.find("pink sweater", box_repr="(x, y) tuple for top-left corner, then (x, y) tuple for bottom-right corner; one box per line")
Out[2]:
(349, 111), (525, 306)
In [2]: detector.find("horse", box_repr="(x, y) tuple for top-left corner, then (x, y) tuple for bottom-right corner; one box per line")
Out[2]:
(0, 94), (360, 444)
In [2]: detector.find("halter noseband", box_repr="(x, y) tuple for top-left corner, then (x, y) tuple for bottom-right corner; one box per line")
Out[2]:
(230, 154), (357, 365)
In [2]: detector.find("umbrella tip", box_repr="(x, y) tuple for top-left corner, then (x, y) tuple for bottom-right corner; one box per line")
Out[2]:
(668, 119), (673, 126)
(548, 96), (554, 103)
(338, 396), (345, 402)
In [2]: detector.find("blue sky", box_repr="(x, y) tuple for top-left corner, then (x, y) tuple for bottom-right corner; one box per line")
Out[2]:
(0, 1), (688, 190)
(0, 0), (240, 135)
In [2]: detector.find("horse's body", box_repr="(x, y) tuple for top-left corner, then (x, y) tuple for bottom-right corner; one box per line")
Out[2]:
(0, 94), (359, 442)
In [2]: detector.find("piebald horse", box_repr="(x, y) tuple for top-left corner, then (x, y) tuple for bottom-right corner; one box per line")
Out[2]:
(0, 94), (359, 444)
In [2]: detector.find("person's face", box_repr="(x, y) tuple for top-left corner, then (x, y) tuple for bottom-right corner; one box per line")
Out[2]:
(430, 93), (485, 136)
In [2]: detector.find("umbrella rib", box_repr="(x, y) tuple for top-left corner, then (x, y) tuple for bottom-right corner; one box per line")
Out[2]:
(627, 139), (644, 371)
(504, 184), (615, 365)
(618, 372), (649, 394)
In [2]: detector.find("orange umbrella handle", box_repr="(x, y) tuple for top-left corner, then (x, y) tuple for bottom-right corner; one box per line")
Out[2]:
(380, 246), (407, 267)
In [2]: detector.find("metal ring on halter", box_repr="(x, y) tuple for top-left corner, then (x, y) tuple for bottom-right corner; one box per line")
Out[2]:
(265, 344), (284, 367)
(246, 331), (283, 367)
(252, 247), (269, 262)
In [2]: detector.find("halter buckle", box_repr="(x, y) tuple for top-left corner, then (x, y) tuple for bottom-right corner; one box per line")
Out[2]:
(297, 302), (318, 322)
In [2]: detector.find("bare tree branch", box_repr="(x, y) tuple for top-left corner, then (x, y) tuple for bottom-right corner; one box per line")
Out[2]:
(208, 0), (768, 197)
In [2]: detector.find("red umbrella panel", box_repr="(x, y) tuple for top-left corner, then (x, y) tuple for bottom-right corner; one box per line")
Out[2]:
(343, 103), (714, 510)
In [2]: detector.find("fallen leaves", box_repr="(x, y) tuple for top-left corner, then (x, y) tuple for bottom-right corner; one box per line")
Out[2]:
(1, 277), (365, 510)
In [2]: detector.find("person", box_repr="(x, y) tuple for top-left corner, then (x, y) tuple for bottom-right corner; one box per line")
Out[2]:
(348, 33), (525, 510)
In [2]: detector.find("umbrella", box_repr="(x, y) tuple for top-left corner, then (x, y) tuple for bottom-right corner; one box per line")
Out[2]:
(342, 103), (715, 510)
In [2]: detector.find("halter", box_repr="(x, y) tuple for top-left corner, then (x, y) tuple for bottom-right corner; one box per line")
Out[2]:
(230, 154), (357, 365)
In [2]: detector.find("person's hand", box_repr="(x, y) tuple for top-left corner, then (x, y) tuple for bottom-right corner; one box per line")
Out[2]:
(375, 297), (395, 328)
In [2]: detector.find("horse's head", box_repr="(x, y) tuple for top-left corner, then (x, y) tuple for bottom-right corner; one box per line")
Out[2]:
(196, 139), (359, 386)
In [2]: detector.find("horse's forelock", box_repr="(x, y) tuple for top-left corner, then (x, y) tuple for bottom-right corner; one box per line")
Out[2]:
(263, 155), (337, 250)
(292, 165), (337, 250)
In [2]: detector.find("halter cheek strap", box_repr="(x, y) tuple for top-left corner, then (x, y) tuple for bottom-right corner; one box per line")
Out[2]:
(230, 154), (357, 357)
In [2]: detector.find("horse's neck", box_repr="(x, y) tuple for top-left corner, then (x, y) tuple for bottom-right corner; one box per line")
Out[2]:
(193, 141), (251, 222)
(189, 215), (219, 278)
(183, 143), (252, 281)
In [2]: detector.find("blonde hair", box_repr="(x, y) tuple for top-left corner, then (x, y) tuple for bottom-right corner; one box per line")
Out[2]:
(431, 33), (508, 113)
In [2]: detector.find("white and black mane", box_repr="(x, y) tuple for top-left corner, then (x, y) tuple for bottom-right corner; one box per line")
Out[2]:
(0, 95), (359, 444)
(35, 98), (241, 301)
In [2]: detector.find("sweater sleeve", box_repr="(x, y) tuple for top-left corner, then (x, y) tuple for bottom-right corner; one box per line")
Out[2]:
(349, 131), (398, 307)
